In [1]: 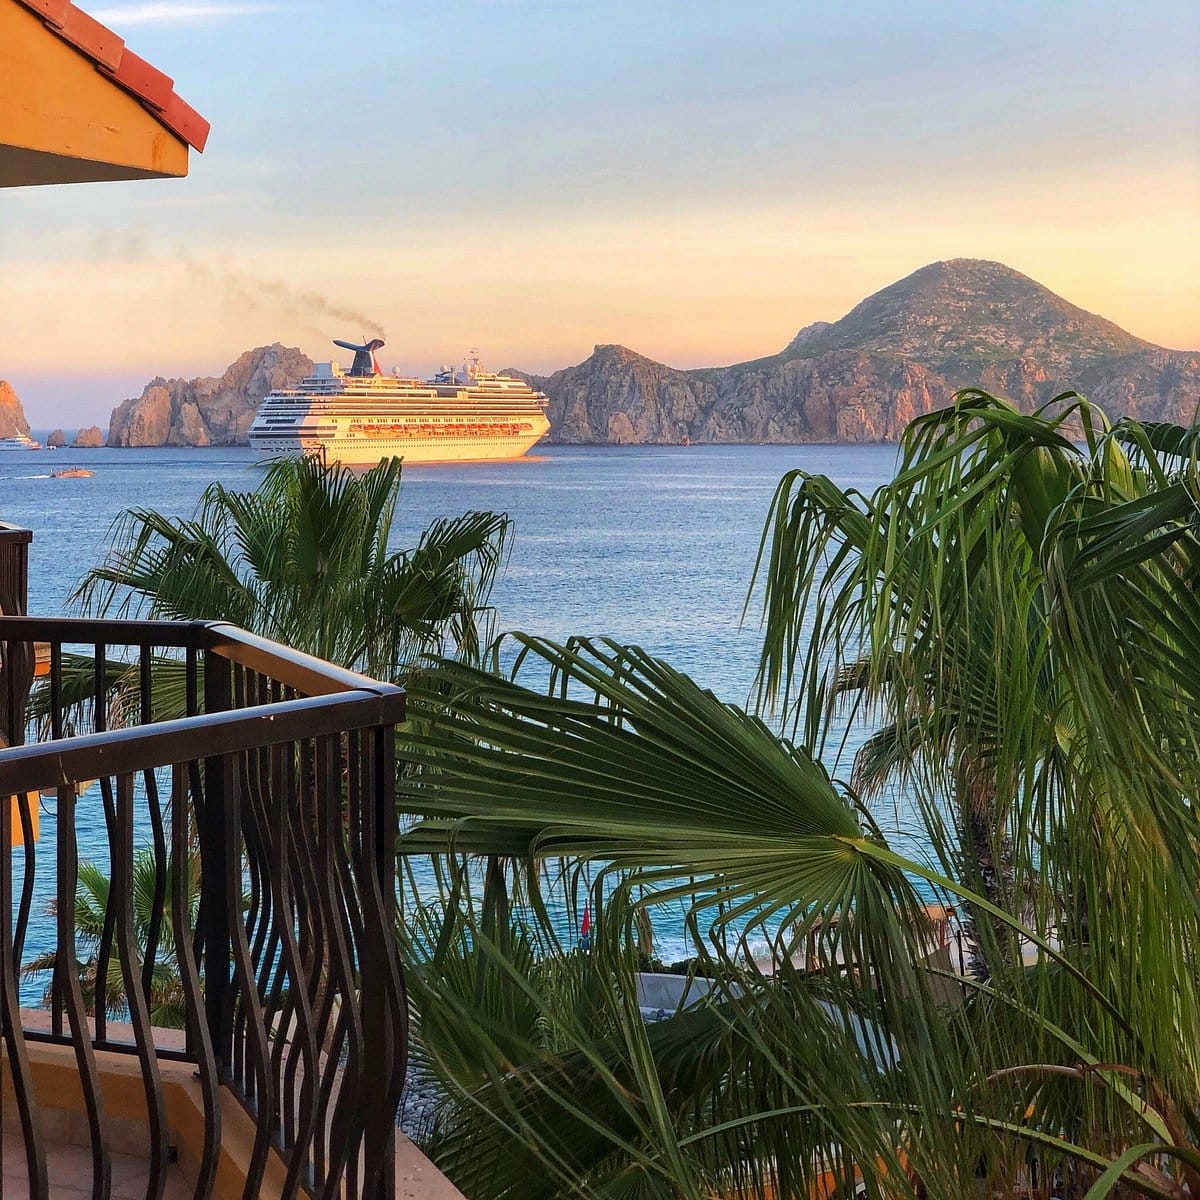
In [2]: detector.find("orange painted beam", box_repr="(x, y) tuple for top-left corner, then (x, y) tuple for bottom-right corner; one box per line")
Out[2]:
(0, 0), (189, 185)
(7, 791), (39, 846)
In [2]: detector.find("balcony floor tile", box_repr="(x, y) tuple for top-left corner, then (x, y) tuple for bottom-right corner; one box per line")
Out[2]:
(1, 1133), (192, 1198)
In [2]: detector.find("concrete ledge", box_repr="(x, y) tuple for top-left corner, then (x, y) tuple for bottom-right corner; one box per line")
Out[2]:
(3, 1023), (465, 1199)
(636, 970), (718, 1015)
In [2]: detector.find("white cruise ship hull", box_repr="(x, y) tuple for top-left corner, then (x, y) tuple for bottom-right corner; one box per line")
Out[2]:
(248, 345), (552, 468)
(250, 428), (547, 466)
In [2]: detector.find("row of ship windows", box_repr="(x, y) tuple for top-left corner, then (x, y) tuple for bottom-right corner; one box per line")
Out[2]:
(260, 406), (545, 413)
(253, 439), (535, 443)
(256, 425), (540, 432)
(251, 439), (533, 449)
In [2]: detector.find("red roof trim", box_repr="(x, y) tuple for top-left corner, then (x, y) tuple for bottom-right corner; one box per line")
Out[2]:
(102, 48), (174, 112)
(57, 6), (124, 72)
(157, 92), (211, 154)
(21, 0), (69, 26)
(12, 0), (210, 154)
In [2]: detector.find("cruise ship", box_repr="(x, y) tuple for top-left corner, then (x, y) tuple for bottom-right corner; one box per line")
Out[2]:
(248, 339), (551, 466)
(0, 433), (41, 451)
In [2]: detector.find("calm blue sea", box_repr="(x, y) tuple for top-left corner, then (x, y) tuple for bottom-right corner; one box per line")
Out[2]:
(4, 441), (930, 977)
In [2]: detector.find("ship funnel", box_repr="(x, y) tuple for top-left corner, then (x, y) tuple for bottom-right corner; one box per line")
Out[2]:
(333, 337), (385, 377)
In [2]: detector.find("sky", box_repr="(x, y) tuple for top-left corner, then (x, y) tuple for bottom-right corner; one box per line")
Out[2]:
(2, 0), (1198, 426)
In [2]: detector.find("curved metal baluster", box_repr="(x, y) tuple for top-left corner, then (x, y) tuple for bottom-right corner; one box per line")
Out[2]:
(267, 741), (322, 1199)
(336, 731), (370, 1199)
(7, 634), (37, 968)
(220, 752), (275, 1200)
(172, 763), (220, 1200)
(312, 1000), (353, 1199)
(139, 648), (168, 1006)
(49, 641), (65, 1039)
(111, 772), (168, 1200)
(286, 736), (329, 1184)
(185, 645), (205, 1038)
(241, 675), (277, 1052)
(92, 644), (116, 1048)
(358, 727), (408, 1197)
(57, 781), (112, 1199)
(12, 790), (36, 963)
(1, 775), (48, 1200)
(313, 735), (367, 1199)
(229, 667), (250, 1095)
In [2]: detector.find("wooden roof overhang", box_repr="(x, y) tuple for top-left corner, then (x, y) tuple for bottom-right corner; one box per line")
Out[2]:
(0, 0), (210, 186)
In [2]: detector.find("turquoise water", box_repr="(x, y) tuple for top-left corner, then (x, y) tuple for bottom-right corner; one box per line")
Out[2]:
(4, 441), (931, 971)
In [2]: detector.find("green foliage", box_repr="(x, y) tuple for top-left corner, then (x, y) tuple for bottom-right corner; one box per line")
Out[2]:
(398, 636), (960, 1198)
(74, 452), (510, 683)
(397, 392), (1200, 1199)
(23, 848), (199, 1028)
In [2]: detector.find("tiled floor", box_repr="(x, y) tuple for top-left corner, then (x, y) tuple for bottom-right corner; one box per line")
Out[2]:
(1, 1134), (192, 1199)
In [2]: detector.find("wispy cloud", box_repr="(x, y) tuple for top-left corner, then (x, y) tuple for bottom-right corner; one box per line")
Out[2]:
(90, 3), (286, 26)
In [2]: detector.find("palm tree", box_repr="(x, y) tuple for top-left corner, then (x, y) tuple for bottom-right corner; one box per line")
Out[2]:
(22, 849), (199, 1028)
(399, 635), (955, 1199)
(34, 452), (510, 1036)
(747, 391), (1099, 978)
(391, 394), (1200, 1199)
(74, 451), (510, 684)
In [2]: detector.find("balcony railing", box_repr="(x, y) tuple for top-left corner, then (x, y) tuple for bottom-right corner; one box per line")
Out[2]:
(0, 521), (30, 620)
(0, 609), (408, 1199)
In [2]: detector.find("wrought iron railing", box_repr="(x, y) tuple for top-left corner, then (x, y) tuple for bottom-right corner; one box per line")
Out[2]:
(0, 613), (408, 1199)
(0, 521), (30, 619)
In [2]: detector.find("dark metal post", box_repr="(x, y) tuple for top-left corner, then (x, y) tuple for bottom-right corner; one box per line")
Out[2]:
(0, 524), (33, 750)
(200, 648), (234, 1078)
(0, 524), (30, 617)
(362, 722), (403, 1198)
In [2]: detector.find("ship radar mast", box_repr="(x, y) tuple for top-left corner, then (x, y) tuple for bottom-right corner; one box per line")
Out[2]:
(333, 337), (385, 377)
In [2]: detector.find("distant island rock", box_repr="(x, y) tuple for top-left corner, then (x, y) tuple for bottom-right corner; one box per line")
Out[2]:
(98, 260), (1200, 449)
(107, 344), (313, 447)
(46, 428), (66, 448)
(510, 259), (1200, 444)
(72, 425), (104, 448)
(0, 380), (32, 439)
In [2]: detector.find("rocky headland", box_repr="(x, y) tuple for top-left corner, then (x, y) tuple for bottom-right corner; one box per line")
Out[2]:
(0, 380), (31, 439)
(72, 426), (104, 448)
(46, 428), (65, 448)
(106, 344), (313, 447)
(510, 260), (1200, 444)
(94, 260), (1200, 448)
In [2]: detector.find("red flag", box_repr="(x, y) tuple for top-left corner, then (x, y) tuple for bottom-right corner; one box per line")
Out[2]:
(580, 903), (591, 938)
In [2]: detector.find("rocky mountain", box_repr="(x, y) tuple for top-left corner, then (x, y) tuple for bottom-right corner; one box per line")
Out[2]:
(46, 428), (65, 448)
(515, 260), (1200, 444)
(0, 380), (31, 439)
(107, 344), (312, 447)
(72, 426), (104, 448)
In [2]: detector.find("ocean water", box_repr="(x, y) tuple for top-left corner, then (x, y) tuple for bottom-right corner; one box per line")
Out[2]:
(4, 441), (927, 974)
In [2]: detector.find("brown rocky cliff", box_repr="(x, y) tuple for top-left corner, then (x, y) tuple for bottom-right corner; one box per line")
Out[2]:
(0, 380), (32, 439)
(527, 260), (1200, 445)
(539, 346), (714, 444)
(72, 426), (104, 448)
(540, 345), (945, 445)
(107, 344), (313, 447)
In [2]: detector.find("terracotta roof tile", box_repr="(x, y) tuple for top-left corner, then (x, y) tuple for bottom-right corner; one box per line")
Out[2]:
(157, 92), (211, 154)
(103, 48), (174, 112)
(21, 0), (69, 25)
(57, 5), (124, 72)
(13, 0), (210, 153)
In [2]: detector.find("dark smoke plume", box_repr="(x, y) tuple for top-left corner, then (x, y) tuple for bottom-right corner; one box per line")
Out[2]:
(178, 251), (387, 342)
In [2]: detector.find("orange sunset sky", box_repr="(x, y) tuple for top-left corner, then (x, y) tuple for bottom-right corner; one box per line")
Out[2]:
(2, 0), (1197, 426)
